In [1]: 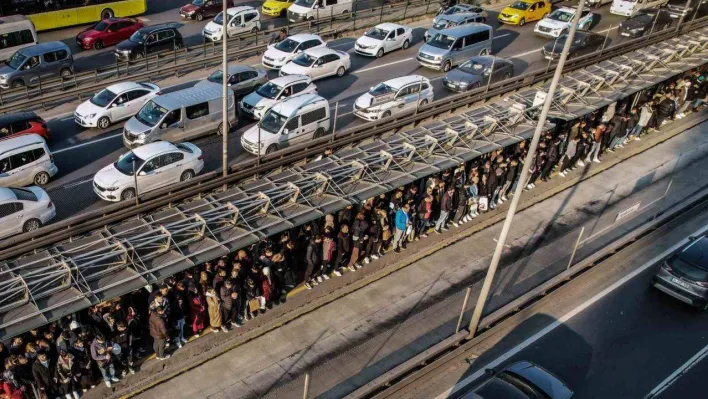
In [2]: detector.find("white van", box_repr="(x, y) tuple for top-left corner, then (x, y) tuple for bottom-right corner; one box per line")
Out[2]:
(611, 0), (668, 16)
(0, 134), (57, 187)
(202, 6), (262, 41)
(241, 93), (330, 155)
(287, 0), (353, 23)
(0, 16), (38, 63)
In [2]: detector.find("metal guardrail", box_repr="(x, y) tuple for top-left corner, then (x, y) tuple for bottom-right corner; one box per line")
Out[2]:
(348, 166), (708, 399)
(0, 16), (705, 262)
(0, 0), (436, 112)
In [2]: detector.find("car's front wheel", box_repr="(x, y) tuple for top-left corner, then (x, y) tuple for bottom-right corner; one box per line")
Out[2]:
(121, 188), (136, 201)
(97, 116), (111, 129)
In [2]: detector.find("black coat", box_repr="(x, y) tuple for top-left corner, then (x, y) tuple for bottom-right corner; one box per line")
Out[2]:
(32, 360), (55, 390)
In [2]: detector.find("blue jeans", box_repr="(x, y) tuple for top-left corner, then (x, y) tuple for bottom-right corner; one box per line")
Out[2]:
(435, 211), (449, 231)
(98, 362), (115, 382)
(175, 318), (185, 343)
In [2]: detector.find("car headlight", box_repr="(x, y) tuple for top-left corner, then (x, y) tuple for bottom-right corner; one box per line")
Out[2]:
(106, 186), (119, 191)
(0, 74), (8, 80)
(254, 104), (266, 110)
(137, 132), (146, 140)
(434, 55), (442, 61)
(86, 113), (96, 119)
(276, 56), (286, 62)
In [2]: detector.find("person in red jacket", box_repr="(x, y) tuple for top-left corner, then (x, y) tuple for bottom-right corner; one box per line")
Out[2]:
(1, 366), (26, 399)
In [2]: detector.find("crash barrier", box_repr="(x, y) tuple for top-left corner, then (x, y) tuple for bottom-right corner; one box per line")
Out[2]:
(0, 0), (438, 113)
(0, 20), (705, 341)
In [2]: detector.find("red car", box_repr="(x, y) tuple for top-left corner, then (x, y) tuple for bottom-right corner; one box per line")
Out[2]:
(76, 18), (143, 51)
(0, 112), (50, 141)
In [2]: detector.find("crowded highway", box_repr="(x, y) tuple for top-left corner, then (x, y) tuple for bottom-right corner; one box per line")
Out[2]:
(0, 0), (669, 235)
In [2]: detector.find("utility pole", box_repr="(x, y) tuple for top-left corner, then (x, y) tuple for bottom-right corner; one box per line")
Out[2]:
(222, 0), (229, 180)
(467, 0), (589, 338)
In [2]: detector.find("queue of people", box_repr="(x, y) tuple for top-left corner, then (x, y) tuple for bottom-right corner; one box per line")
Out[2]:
(0, 68), (705, 399)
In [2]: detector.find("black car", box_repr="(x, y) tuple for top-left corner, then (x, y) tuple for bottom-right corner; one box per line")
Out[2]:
(618, 8), (672, 38)
(443, 56), (515, 92)
(114, 24), (184, 61)
(541, 30), (605, 60)
(653, 234), (708, 309)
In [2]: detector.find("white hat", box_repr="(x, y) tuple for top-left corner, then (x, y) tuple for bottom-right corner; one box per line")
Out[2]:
(69, 321), (80, 331)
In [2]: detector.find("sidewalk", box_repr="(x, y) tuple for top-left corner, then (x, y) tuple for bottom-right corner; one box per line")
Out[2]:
(116, 115), (708, 399)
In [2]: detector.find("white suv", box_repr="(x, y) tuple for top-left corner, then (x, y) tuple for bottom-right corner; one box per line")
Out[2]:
(534, 7), (594, 38)
(0, 186), (55, 238)
(239, 75), (317, 120)
(93, 141), (204, 202)
(354, 76), (434, 121)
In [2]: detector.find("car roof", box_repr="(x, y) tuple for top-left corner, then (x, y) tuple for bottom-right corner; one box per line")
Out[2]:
(438, 23), (491, 36)
(0, 187), (16, 202)
(138, 23), (178, 33)
(20, 41), (69, 56)
(375, 22), (405, 30)
(273, 93), (326, 117)
(0, 111), (38, 126)
(440, 12), (482, 22)
(556, 6), (577, 12)
(466, 55), (507, 66)
(270, 74), (311, 86)
(153, 84), (226, 110)
(0, 134), (45, 151)
(227, 5), (257, 15)
(132, 141), (178, 158)
(382, 75), (429, 89)
(305, 47), (341, 57)
(226, 65), (256, 75)
(288, 33), (322, 42)
(105, 82), (145, 93)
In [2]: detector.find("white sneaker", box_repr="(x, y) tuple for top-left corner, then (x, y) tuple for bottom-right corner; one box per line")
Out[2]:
(316, 276), (323, 283)
(635, 137), (641, 141)
(348, 266), (356, 272)
(181, 338), (188, 344)
(371, 254), (379, 260)
(176, 342), (182, 349)
(305, 283), (312, 290)
(501, 196), (508, 201)
(105, 381), (112, 388)
(333, 270), (342, 277)
(355, 263), (363, 269)
(323, 274), (330, 280)
(578, 161), (585, 166)
(364, 257), (370, 264)
(559, 171), (566, 177)
(111, 377), (120, 383)
(593, 158), (601, 163)
(452, 222), (459, 228)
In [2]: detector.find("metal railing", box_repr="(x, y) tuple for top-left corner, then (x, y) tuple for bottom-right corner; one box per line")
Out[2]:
(0, 0), (437, 113)
(0, 16), (705, 262)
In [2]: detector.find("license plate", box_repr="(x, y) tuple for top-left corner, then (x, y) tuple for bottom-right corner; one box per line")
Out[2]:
(672, 277), (691, 288)
(621, 32), (631, 36)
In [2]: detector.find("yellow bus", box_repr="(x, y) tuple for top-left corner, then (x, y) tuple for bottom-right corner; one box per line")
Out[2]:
(0, 0), (147, 32)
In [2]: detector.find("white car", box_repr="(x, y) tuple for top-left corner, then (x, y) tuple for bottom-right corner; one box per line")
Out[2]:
(0, 186), (55, 238)
(202, 6), (261, 42)
(354, 75), (434, 121)
(262, 34), (326, 69)
(239, 75), (317, 120)
(75, 82), (161, 130)
(93, 141), (204, 202)
(354, 23), (413, 58)
(534, 7), (594, 38)
(279, 47), (351, 80)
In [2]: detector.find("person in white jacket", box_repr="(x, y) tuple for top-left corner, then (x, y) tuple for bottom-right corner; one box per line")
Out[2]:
(633, 101), (654, 141)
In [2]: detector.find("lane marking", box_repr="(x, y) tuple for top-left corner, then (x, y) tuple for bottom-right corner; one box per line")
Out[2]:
(644, 343), (708, 398)
(434, 223), (708, 399)
(63, 178), (93, 189)
(52, 133), (122, 154)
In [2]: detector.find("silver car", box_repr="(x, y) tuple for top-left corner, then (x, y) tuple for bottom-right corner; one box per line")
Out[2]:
(462, 361), (573, 399)
(425, 12), (487, 42)
(653, 234), (708, 309)
(0, 186), (55, 238)
(0, 41), (74, 89)
(417, 24), (493, 72)
(196, 65), (267, 97)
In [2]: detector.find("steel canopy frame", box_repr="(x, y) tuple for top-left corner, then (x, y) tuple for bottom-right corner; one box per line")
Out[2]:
(0, 27), (707, 340)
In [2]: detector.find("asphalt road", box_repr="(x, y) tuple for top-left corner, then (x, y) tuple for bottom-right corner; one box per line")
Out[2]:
(29, 5), (634, 222)
(452, 243), (708, 399)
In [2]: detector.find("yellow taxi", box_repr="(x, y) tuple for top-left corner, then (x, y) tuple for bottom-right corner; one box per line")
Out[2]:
(497, 0), (551, 26)
(262, 0), (297, 17)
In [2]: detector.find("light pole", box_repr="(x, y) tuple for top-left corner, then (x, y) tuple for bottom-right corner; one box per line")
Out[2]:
(222, 0), (229, 180)
(466, 0), (589, 338)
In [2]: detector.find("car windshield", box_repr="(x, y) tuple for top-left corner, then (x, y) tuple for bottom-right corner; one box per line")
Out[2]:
(6, 51), (27, 70)
(427, 33), (456, 49)
(670, 240), (708, 281)
(556, 33), (584, 46)
(459, 60), (489, 75)
(192, 0), (205, 5)
(256, 81), (283, 99)
(260, 110), (288, 134)
(276, 38), (300, 53)
(369, 83), (396, 96)
(473, 377), (530, 399)
(295, 0), (316, 7)
(207, 70), (226, 84)
(293, 53), (316, 67)
(214, 12), (234, 24)
(135, 100), (167, 127)
(93, 20), (109, 31)
(548, 10), (574, 22)
(509, 1), (529, 10)
(114, 151), (146, 176)
(433, 20), (451, 29)
(90, 89), (117, 107)
(365, 28), (390, 40)
(130, 30), (148, 44)
(9, 188), (37, 201)
(443, 5), (464, 14)
(632, 14), (653, 22)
